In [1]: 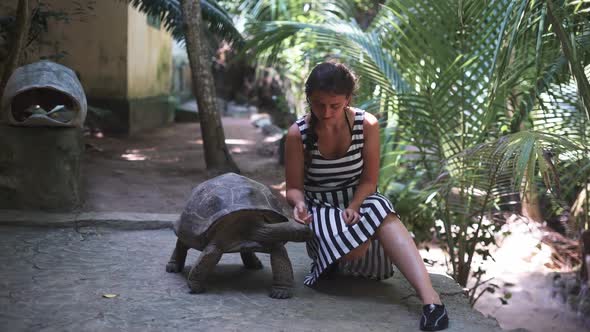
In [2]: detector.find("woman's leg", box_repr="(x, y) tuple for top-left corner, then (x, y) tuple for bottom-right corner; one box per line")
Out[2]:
(341, 239), (371, 261)
(376, 214), (441, 305)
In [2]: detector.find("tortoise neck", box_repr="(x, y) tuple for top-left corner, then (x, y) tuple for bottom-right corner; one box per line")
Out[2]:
(249, 221), (312, 243)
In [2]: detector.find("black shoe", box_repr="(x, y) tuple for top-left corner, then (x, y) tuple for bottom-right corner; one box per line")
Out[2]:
(420, 303), (449, 331)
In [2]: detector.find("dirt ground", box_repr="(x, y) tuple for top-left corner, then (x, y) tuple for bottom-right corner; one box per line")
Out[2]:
(81, 116), (286, 214)
(420, 217), (589, 332)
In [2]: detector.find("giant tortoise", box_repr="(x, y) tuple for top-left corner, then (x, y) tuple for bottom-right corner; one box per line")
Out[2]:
(166, 173), (313, 299)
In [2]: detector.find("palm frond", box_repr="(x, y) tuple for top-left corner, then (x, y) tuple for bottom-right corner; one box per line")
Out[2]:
(453, 131), (584, 196)
(128, 0), (243, 45)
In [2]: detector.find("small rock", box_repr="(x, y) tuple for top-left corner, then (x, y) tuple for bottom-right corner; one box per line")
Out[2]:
(261, 124), (283, 136)
(250, 113), (271, 128)
(256, 141), (278, 157)
(226, 101), (250, 117)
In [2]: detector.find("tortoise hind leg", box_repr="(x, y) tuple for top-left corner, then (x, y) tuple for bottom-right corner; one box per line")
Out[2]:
(241, 252), (263, 270)
(187, 243), (223, 294)
(166, 239), (189, 273)
(269, 244), (294, 299)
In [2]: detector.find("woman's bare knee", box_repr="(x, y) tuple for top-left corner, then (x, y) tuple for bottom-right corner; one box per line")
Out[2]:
(377, 213), (403, 232)
(386, 212), (402, 224)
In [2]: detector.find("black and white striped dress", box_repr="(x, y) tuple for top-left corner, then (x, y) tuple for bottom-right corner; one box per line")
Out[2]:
(296, 109), (400, 286)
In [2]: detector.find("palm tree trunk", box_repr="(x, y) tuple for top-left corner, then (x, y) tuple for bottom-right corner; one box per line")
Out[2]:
(180, 0), (239, 173)
(0, 0), (30, 96)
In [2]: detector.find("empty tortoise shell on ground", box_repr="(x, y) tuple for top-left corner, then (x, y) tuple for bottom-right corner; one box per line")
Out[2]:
(166, 172), (313, 299)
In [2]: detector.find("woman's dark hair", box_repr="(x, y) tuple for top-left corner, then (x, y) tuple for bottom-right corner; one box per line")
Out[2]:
(304, 61), (357, 164)
(305, 61), (357, 98)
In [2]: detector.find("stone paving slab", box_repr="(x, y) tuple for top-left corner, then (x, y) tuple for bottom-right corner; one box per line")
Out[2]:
(0, 209), (177, 229)
(0, 227), (503, 332)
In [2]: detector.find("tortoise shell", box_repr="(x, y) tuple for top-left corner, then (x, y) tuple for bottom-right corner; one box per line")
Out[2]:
(174, 173), (288, 250)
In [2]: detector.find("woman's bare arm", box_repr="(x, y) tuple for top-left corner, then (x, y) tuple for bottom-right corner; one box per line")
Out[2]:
(347, 112), (381, 212)
(285, 123), (312, 224)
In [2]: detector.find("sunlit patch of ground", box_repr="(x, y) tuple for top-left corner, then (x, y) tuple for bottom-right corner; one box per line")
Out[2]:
(419, 215), (588, 332)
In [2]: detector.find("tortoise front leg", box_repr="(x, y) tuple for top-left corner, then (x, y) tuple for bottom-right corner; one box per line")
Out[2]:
(241, 251), (263, 270)
(187, 243), (223, 294)
(269, 244), (294, 299)
(166, 239), (189, 273)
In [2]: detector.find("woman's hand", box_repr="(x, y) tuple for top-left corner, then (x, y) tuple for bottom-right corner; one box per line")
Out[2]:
(342, 208), (360, 225)
(293, 201), (312, 225)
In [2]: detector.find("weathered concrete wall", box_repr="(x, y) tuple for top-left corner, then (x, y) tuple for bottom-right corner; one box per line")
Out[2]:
(127, 9), (173, 99)
(128, 96), (174, 135)
(0, 125), (84, 211)
(126, 8), (174, 133)
(37, 0), (129, 99)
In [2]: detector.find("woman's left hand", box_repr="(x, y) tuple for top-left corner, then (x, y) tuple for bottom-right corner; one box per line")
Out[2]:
(342, 208), (360, 225)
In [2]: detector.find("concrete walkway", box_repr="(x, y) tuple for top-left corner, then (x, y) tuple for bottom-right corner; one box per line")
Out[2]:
(0, 209), (176, 229)
(0, 210), (505, 332)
